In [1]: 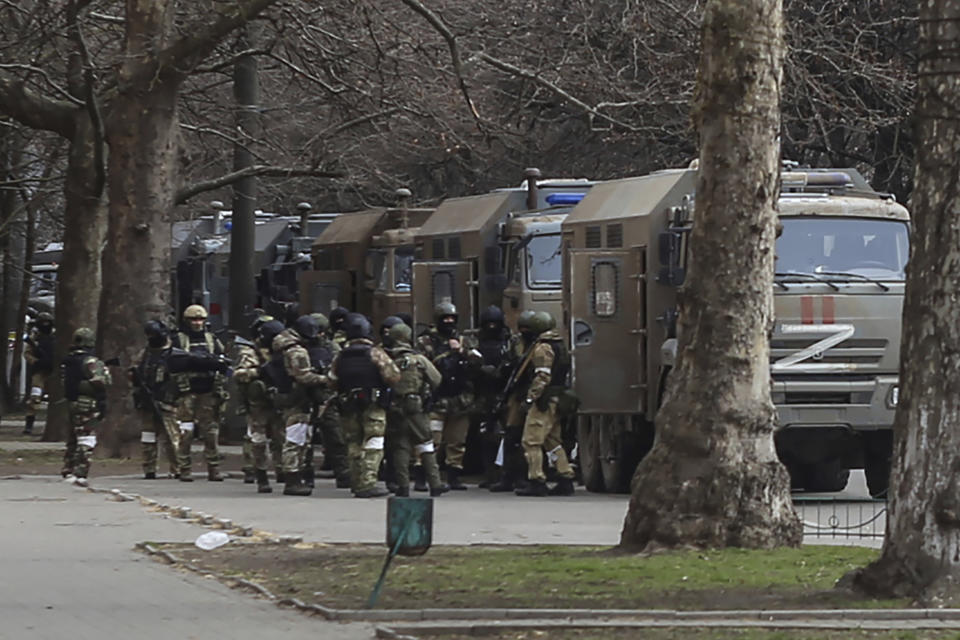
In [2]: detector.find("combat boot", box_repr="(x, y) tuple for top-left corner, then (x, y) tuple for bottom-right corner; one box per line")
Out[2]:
(179, 470), (194, 482)
(303, 466), (315, 489)
(275, 470), (285, 483)
(489, 468), (515, 492)
(144, 471), (157, 480)
(22, 415), (35, 435)
(242, 468), (256, 484)
(255, 470), (272, 494)
(335, 475), (352, 489)
(353, 486), (390, 498)
(429, 484), (449, 497)
(283, 471), (313, 496)
(446, 467), (468, 491)
(515, 479), (548, 497)
(395, 484), (410, 497)
(549, 477), (575, 496)
(207, 467), (224, 482)
(413, 466), (428, 492)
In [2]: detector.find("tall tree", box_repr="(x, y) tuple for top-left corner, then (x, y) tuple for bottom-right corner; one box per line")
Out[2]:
(619, 0), (801, 550)
(844, 0), (960, 604)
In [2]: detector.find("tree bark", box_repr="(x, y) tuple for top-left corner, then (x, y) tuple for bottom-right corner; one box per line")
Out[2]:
(844, 0), (960, 605)
(620, 0), (800, 551)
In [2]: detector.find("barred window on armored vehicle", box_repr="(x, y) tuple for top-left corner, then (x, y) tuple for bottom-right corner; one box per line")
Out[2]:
(776, 217), (909, 280)
(526, 234), (563, 288)
(592, 261), (619, 317)
(394, 248), (414, 291)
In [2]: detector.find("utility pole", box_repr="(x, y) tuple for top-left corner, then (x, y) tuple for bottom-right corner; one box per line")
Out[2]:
(228, 24), (261, 332)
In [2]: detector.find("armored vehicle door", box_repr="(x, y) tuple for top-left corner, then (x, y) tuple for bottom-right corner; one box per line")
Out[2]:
(569, 247), (646, 413)
(298, 270), (352, 314)
(412, 261), (475, 336)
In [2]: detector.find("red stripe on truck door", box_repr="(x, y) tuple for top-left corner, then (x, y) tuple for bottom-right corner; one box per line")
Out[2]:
(822, 296), (835, 324)
(801, 296), (814, 324)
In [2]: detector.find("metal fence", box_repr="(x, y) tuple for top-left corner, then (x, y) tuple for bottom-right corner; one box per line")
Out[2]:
(793, 496), (887, 539)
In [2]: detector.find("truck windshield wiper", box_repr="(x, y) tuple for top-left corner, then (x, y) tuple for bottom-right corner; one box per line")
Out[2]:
(774, 271), (840, 291)
(813, 270), (890, 292)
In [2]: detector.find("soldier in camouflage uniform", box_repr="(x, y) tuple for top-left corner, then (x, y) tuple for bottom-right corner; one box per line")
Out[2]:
(60, 328), (112, 485)
(473, 305), (513, 488)
(387, 323), (447, 496)
(307, 313), (350, 488)
(330, 313), (401, 498)
(516, 311), (575, 497)
(132, 321), (184, 479)
(328, 306), (350, 349)
(270, 316), (329, 496)
(234, 317), (284, 493)
(23, 311), (55, 435)
(416, 302), (480, 490)
(173, 304), (230, 482)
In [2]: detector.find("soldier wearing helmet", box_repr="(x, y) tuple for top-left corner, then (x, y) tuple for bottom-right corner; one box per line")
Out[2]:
(415, 301), (481, 491)
(473, 305), (513, 488)
(329, 313), (401, 498)
(22, 311), (56, 435)
(60, 327), (112, 485)
(173, 304), (229, 482)
(328, 306), (350, 349)
(385, 322), (448, 497)
(515, 311), (575, 497)
(268, 315), (330, 496)
(131, 320), (182, 480)
(233, 314), (282, 493)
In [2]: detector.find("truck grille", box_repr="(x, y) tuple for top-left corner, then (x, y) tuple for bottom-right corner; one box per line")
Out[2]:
(770, 337), (888, 367)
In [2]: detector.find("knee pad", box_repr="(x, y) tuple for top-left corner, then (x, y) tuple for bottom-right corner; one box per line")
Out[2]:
(414, 441), (435, 455)
(363, 436), (385, 451)
(140, 431), (157, 444)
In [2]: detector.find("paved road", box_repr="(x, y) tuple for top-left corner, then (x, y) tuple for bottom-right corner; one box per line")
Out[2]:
(0, 476), (375, 640)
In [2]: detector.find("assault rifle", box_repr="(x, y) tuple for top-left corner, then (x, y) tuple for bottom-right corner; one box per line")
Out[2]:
(478, 342), (537, 436)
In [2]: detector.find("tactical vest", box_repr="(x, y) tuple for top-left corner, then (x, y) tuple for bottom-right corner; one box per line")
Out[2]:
(261, 350), (294, 395)
(308, 341), (335, 372)
(476, 333), (509, 396)
(34, 332), (54, 372)
(336, 343), (382, 392)
(392, 348), (425, 396)
(61, 350), (91, 401)
(137, 348), (176, 405)
(177, 331), (218, 393)
(545, 339), (571, 387)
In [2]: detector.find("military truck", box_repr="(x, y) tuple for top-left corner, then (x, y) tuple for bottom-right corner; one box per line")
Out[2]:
(411, 170), (592, 335)
(564, 167), (908, 497)
(298, 191), (433, 329)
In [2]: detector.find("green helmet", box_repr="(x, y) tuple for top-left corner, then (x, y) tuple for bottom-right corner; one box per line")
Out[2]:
(529, 311), (555, 335)
(36, 312), (54, 325)
(310, 313), (330, 332)
(388, 322), (413, 345)
(517, 310), (537, 332)
(72, 327), (95, 348)
(434, 301), (457, 322)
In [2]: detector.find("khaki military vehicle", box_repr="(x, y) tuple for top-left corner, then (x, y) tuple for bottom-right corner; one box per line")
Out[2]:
(563, 166), (908, 497)
(299, 191), (433, 329)
(411, 170), (592, 335)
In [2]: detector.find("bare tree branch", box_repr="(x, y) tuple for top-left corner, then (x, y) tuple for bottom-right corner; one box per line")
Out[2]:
(175, 165), (344, 205)
(0, 75), (77, 137)
(66, 0), (105, 197)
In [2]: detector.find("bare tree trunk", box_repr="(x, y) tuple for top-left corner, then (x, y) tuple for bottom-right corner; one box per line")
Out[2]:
(10, 203), (34, 410)
(844, 0), (960, 604)
(0, 135), (21, 411)
(620, 0), (800, 551)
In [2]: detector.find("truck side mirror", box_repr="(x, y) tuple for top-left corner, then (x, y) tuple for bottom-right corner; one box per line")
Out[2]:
(658, 231), (681, 267)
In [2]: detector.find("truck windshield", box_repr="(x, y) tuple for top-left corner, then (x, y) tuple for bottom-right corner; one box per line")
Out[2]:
(776, 217), (909, 281)
(525, 233), (563, 288)
(394, 248), (414, 291)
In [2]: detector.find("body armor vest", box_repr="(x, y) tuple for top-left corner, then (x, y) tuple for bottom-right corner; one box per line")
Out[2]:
(545, 339), (571, 387)
(178, 331), (217, 393)
(137, 348), (176, 405)
(308, 342), (335, 372)
(34, 333), (54, 372)
(61, 350), (91, 401)
(476, 332), (509, 396)
(336, 343), (382, 392)
(261, 350), (294, 394)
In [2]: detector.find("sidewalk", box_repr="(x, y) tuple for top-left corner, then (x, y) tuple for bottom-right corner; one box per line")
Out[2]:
(0, 476), (374, 640)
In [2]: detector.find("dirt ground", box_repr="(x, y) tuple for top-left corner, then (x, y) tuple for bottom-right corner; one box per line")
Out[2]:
(437, 631), (960, 640)
(159, 542), (902, 612)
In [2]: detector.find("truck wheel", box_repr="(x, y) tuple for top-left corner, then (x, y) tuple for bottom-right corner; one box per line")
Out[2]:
(599, 416), (632, 494)
(801, 459), (850, 493)
(864, 451), (891, 499)
(577, 416), (604, 493)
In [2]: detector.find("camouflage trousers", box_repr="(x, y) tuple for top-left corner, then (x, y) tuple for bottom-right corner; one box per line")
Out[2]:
(388, 399), (442, 490)
(427, 409), (470, 470)
(342, 401), (387, 493)
(521, 398), (573, 483)
(26, 370), (50, 417)
(139, 406), (183, 475)
(242, 404), (284, 473)
(316, 400), (350, 482)
(177, 392), (221, 475)
(63, 408), (101, 479)
(281, 408), (313, 475)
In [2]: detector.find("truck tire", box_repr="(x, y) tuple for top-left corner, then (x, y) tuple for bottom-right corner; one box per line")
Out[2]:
(863, 451), (891, 499)
(599, 416), (632, 494)
(577, 416), (604, 493)
(801, 459), (850, 493)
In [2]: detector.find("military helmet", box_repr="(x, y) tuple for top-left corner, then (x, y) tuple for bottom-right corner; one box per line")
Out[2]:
(480, 305), (504, 326)
(344, 312), (372, 340)
(381, 315), (404, 334)
(517, 309), (537, 332)
(388, 322), (413, 345)
(248, 314), (274, 335)
(529, 311), (555, 335)
(144, 319), (168, 339)
(36, 311), (54, 325)
(433, 301), (457, 322)
(183, 304), (208, 320)
(329, 306), (350, 328)
(396, 312), (413, 328)
(309, 313), (330, 332)
(72, 327), (95, 348)
(293, 315), (320, 340)
(258, 320), (285, 346)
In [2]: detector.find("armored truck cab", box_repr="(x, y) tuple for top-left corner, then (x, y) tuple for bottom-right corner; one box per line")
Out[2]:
(563, 167), (907, 497)
(299, 201), (433, 326)
(411, 172), (591, 335)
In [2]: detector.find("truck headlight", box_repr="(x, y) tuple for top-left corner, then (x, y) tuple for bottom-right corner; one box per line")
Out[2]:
(886, 386), (899, 409)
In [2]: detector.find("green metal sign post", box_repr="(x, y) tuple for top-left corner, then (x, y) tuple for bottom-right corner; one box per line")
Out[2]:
(367, 496), (434, 608)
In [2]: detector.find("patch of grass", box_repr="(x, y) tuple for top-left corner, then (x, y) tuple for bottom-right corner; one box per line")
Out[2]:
(160, 543), (906, 612)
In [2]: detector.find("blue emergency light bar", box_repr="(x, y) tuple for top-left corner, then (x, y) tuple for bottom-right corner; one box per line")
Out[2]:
(545, 193), (586, 206)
